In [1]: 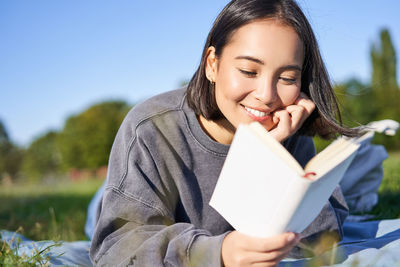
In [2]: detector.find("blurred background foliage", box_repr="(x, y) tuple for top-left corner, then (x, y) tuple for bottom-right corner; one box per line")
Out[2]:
(0, 28), (399, 184)
(0, 100), (131, 183)
(57, 101), (131, 171)
(314, 28), (400, 152)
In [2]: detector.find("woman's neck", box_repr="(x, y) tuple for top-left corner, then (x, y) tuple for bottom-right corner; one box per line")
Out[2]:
(197, 115), (236, 145)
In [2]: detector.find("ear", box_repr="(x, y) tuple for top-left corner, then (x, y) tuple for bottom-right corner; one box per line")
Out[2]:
(205, 46), (218, 83)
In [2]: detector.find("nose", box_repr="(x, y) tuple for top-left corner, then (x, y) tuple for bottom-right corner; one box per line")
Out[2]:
(254, 79), (279, 106)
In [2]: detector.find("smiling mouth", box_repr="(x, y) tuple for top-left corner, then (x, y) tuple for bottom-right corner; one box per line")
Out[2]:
(243, 106), (271, 118)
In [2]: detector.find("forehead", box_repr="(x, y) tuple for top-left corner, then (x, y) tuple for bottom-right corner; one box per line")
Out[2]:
(221, 19), (304, 65)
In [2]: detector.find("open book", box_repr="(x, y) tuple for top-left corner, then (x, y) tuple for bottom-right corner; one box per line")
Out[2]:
(209, 122), (360, 238)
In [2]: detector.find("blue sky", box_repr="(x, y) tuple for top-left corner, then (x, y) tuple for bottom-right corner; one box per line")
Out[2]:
(1, 0), (399, 146)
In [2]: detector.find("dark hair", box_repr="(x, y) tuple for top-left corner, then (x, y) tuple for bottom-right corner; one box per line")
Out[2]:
(186, 0), (359, 138)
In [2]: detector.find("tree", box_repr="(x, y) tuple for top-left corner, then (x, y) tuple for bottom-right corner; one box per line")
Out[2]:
(0, 120), (10, 176)
(370, 29), (400, 149)
(370, 28), (399, 121)
(335, 78), (377, 126)
(0, 120), (23, 180)
(21, 131), (61, 182)
(57, 101), (131, 170)
(0, 120), (9, 144)
(334, 29), (399, 150)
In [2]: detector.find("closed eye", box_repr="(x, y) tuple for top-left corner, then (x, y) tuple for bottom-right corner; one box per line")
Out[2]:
(239, 69), (257, 77)
(279, 77), (297, 84)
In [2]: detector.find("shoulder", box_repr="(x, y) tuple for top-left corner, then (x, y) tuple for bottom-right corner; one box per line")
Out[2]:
(110, 88), (192, 152)
(127, 88), (186, 122)
(120, 88), (187, 133)
(107, 87), (191, 183)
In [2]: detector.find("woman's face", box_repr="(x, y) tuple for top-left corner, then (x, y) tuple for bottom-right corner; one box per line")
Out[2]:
(204, 19), (304, 144)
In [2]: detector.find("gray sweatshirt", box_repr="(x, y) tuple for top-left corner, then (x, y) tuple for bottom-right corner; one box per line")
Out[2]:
(90, 88), (348, 266)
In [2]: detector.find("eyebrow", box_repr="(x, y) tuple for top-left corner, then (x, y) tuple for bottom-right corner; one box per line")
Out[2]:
(235, 55), (264, 65)
(278, 65), (302, 72)
(235, 55), (302, 72)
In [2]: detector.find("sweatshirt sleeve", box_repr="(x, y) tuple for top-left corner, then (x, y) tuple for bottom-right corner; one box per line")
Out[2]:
(90, 189), (228, 266)
(89, 119), (227, 266)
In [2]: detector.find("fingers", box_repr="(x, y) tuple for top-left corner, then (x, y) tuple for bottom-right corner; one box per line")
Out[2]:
(269, 110), (295, 142)
(287, 92), (315, 125)
(294, 92), (315, 116)
(253, 232), (301, 252)
(268, 93), (315, 142)
(271, 110), (291, 136)
(285, 105), (306, 130)
(285, 94), (315, 130)
(222, 231), (301, 267)
(245, 244), (294, 262)
(251, 249), (292, 267)
(235, 231), (299, 252)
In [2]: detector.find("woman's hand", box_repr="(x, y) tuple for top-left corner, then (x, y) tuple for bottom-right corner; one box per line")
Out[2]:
(221, 231), (301, 267)
(268, 92), (315, 142)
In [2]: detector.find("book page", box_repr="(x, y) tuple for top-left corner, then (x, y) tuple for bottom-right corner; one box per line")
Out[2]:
(304, 138), (347, 170)
(306, 138), (359, 179)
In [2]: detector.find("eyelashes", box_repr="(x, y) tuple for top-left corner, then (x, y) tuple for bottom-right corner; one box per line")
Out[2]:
(238, 69), (298, 84)
(279, 77), (297, 84)
(239, 69), (257, 77)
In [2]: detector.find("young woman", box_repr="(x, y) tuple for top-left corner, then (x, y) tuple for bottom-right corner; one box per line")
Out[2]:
(90, 0), (356, 266)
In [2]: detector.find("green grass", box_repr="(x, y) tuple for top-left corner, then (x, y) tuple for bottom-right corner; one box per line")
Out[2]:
(369, 151), (400, 219)
(0, 231), (60, 267)
(0, 178), (104, 242)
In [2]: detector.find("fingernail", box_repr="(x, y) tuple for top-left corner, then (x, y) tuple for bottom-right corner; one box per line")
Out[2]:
(294, 233), (302, 242)
(287, 233), (295, 242)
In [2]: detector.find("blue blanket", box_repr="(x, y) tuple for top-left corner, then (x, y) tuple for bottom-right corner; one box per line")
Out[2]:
(2, 219), (400, 266)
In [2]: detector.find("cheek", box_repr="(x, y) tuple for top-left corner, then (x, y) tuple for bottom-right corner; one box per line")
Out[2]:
(217, 67), (253, 100)
(278, 86), (301, 106)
